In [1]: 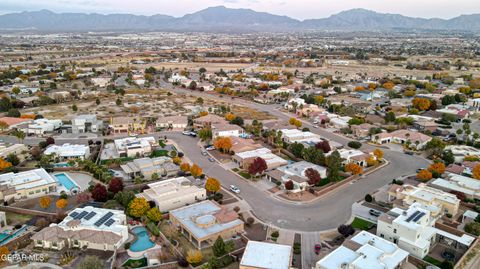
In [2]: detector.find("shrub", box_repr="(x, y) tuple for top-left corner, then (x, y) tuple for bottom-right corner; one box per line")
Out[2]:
(347, 141), (362, 149)
(271, 231), (279, 238)
(364, 194), (373, 203)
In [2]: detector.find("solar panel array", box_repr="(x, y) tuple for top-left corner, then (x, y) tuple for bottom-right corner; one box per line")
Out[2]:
(413, 212), (425, 222)
(70, 212), (79, 218)
(94, 212), (114, 227)
(104, 219), (115, 227)
(74, 211), (88, 220)
(84, 211), (97, 220)
(405, 211), (421, 222)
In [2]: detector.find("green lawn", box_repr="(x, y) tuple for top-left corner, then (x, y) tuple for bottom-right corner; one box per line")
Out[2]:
(424, 256), (443, 267)
(123, 257), (147, 268)
(150, 150), (169, 157)
(238, 171), (252, 179)
(351, 217), (375, 230)
(6, 212), (33, 225)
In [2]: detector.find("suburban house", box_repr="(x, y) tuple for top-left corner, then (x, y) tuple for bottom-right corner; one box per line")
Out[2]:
(444, 145), (480, 163)
(388, 183), (460, 218)
(232, 148), (288, 170)
(44, 144), (91, 161)
(351, 123), (376, 138)
(0, 143), (27, 160)
(169, 200), (244, 249)
(21, 118), (63, 135)
(266, 161), (327, 192)
(284, 97), (305, 110)
(0, 168), (57, 202)
(0, 117), (33, 130)
(377, 203), (475, 259)
(240, 241), (292, 269)
(136, 177), (206, 212)
(32, 206), (128, 251)
(335, 149), (372, 167)
(280, 129), (321, 144)
(114, 136), (158, 158)
(431, 173), (480, 200)
(72, 114), (103, 133)
(110, 117), (146, 134)
(372, 129), (432, 150)
(315, 231), (410, 269)
(156, 115), (188, 130)
(211, 123), (244, 139)
(229, 137), (263, 154)
(193, 114), (227, 129)
(120, 157), (179, 180)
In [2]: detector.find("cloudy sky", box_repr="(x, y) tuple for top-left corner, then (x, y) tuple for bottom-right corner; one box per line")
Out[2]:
(1, 0), (478, 19)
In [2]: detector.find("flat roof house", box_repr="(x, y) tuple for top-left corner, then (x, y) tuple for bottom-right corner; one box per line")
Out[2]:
(388, 183), (460, 218)
(22, 118), (63, 135)
(240, 241), (292, 269)
(431, 173), (480, 200)
(114, 136), (157, 158)
(110, 116), (146, 134)
(44, 143), (91, 161)
(377, 203), (475, 259)
(170, 200), (244, 249)
(120, 156), (179, 180)
(444, 145), (480, 163)
(280, 128), (321, 144)
(136, 177), (206, 212)
(315, 231), (409, 269)
(32, 206), (128, 251)
(212, 123), (244, 139)
(72, 114), (103, 133)
(0, 168), (57, 201)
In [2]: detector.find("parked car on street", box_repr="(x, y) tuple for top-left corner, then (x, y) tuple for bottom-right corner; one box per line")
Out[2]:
(369, 209), (381, 217)
(229, 185), (240, 194)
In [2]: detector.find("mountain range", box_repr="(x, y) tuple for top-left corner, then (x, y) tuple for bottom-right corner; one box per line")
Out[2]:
(0, 6), (479, 32)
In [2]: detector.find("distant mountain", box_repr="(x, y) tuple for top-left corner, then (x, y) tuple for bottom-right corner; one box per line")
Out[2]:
(0, 6), (479, 32)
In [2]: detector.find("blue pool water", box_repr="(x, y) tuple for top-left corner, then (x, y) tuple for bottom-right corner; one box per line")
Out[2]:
(130, 227), (155, 252)
(54, 173), (78, 190)
(0, 226), (29, 246)
(54, 163), (71, 167)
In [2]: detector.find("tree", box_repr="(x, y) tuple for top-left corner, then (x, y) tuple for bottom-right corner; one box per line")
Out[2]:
(0, 121), (8, 131)
(289, 142), (305, 158)
(6, 153), (19, 166)
(442, 150), (455, 165)
(91, 183), (108, 202)
(56, 198), (68, 209)
(428, 162), (445, 178)
(35, 218), (49, 229)
(326, 150), (342, 181)
(72, 104), (78, 112)
(172, 156), (181, 165)
(473, 164), (480, 180)
(412, 98), (431, 111)
(205, 177), (221, 193)
(373, 149), (384, 160)
(465, 222), (480, 236)
(198, 128), (212, 141)
(225, 113), (236, 121)
(213, 236), (227, 257)
(337, 224), (355, 237)
(284, 180), (294, 190)
(345, 163), (363, 175)
(108, 178), (124, 194)
(46, 136), (55, 145)
(416, 169), (433, 181)
(315, 140), (331, 153)
(114, 190), (135, 208)
(180, 163), (191, 172)
(186, 250), (202, 265)
(146, 207), (162, 223)
(77, 255), (104, 269)
(365, 194), (373, 202)
(302, 146), (325, 165)
(6, 108), (20, 117)
(305, 168), (322, 185)
(440, 261), (454, 269)
(128, 197), (150, 218)
(39, 196), (52, 209)
(190, 164), (203, 177)
(425, 138), (446, 158)
(12, 130), (25, 143)
(213, 137), (232, 153)
(248, 157), (267, 176)
(76, 192), (90, 203)
(347, 141), (362, 149)
(0, 158), (12, 171)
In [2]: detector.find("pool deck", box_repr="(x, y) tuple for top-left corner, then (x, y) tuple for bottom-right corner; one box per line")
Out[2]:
(126, 225), (160, 259)
(51, 172), (92, 194)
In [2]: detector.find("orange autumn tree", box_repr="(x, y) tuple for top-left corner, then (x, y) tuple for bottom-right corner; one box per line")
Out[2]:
(0, 158), (12, 171)
(382, 81), (395, 90)
(412, 98), (431, 111)
(205, 177), (221, 193)
(225, 113), (236, 121)
(366, 156), (378, 167)
(198, 111), (208, 117)
(473, 164), (480, 179)
(190, 164), (203, 178)
(180, 162), (191, 172)
(345, 163), (363, 175)
(39, 196), (52, 209)
(428, 162), (446, 177)
(416, 169), (433, 181)
(354, 86), (365, 91)
(373, 149), (384, 160)
(56, 198), (68, 209)
(213, 137), (232, 153)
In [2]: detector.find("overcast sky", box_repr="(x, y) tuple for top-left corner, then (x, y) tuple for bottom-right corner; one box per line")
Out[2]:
(1, 0), (479, 20)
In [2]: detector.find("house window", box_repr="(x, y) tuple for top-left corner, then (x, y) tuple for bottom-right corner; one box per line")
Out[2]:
(393, 229), (397, 234)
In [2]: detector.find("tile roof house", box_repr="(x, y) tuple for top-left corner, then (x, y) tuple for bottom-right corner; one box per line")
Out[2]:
(372, 129), (432, 150)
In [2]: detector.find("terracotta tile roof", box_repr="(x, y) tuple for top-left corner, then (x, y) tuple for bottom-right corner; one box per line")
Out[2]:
(0, 117), (32, 126)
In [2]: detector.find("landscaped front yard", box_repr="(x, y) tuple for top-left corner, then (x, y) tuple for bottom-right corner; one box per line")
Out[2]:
(350, 217), (375, 231)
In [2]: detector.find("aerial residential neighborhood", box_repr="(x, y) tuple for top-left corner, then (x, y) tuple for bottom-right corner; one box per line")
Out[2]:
(0, 1), (480, 269)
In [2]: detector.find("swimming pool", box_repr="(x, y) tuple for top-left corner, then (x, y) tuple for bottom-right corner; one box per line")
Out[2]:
(54, 173), (78, 191)
(129, 226), (155, 252)
(0, 226), (29, 246)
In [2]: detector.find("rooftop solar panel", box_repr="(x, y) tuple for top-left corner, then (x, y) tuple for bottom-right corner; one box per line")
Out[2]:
(94, 212), (114, 227)
(406, 211), (420, 222)
(104, 219), (115, 227)
(413, 212), (426, 222)
(84, 211), (97, 220)
(69, 212), (79, 218)
(74, 211), (88, 220)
